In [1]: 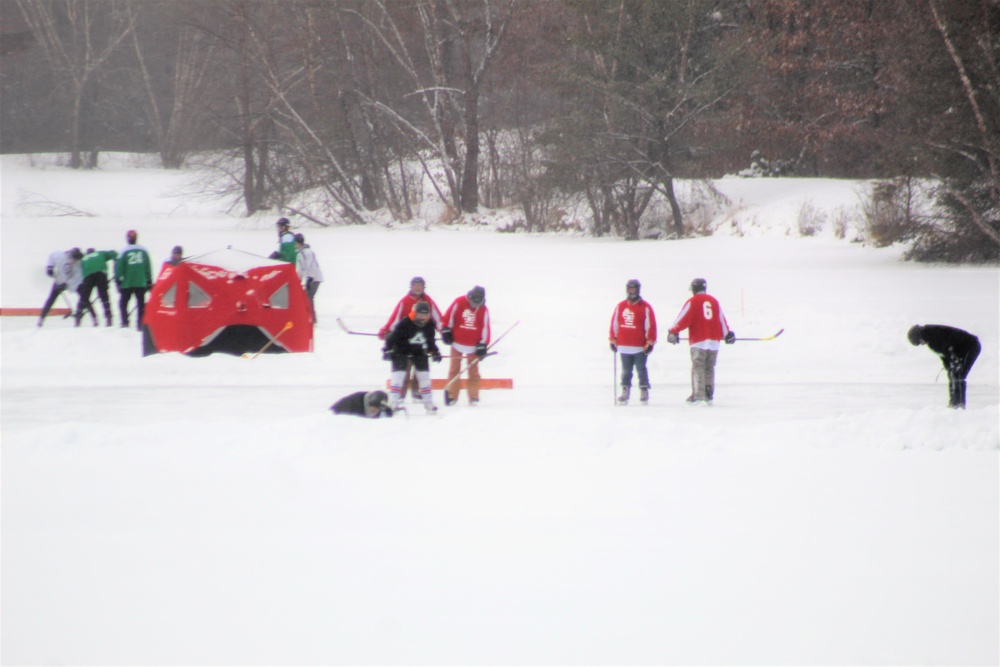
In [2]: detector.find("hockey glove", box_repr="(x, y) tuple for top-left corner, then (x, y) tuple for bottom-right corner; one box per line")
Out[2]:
(377, 328), (388, 341)
(609, 343), (617, 353)
(667, 332), (679, 345)
(441, 328), (454, 345)
(644, 343), (654, 355)
(475, 343), (488, 358)
(46, 267), (54, 277)
(382, 348), (393, 361)
(725, 331), (736, 344)
(431, 350), (442, 363)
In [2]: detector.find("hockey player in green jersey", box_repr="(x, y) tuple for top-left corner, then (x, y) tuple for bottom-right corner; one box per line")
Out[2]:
(115, 230), (153, 330)
(75, 248), (117, 327)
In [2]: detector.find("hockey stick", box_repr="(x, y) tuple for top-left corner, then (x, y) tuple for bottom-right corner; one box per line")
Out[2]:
(442, 320), (519, 395)
(678, 328), (784, 342)
(336, 317), (379, 337)
(613, 348), (618, 406)
(243, 321), (294, 359)
(61, 291), (75, 318)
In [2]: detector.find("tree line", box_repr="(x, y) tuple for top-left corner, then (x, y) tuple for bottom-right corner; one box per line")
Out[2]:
(2, 0), (997, 261)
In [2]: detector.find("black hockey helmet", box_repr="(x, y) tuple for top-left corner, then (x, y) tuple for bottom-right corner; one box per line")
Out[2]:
(69, 247), (84, 260)
(691, 278), (707, 293)
(414, 301), (431, 316)
(411, 276), (425, 286)
(907, 325), (924, 346)
(467, 285), (486, 307)
(276, 217), (290, 228)
(626, 279), (641, 299)
(293, 233), (305, 244)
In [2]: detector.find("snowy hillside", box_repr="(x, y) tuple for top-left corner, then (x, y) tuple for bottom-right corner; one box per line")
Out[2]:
(1, 153), (997, 665)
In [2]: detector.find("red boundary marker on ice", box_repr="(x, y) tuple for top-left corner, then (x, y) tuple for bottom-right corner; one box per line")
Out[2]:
(386, 378), (513, 390)
(0, 307), (71, 316)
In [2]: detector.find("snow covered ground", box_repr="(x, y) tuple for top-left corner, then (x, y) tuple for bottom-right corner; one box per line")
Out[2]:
(1, 154), (998, 665)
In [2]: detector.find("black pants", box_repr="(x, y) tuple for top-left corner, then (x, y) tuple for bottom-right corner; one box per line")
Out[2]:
(119, 287), (147, 328)
(39, 283), (69, 322)
(946, 341), (981, 408)
(77, 273), (111, 324)
(304, 278), (320, 322)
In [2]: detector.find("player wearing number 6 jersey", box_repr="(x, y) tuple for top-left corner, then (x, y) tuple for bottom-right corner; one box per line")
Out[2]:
(667, 278), (735, 405)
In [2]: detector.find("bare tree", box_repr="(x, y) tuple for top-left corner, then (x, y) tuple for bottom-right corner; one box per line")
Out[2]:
(127, 1), (215, 169)
(15, 0), (134, 168)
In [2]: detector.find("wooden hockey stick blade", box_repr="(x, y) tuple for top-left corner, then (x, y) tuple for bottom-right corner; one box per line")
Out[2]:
(737, 328), (785, 341)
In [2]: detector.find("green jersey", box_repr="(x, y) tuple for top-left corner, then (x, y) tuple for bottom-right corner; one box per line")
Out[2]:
(115, 244), (153, 288)
(81, 249), (117, 278)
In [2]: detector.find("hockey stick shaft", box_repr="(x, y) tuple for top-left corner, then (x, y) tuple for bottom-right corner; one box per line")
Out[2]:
(442, 320), (519, 392)
(245, 321), (294, 359)
(678, 328), (784, 342)
(336, 317), (379, 336)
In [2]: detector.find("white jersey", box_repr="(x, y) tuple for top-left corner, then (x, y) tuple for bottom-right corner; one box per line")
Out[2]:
(295, 245), (324, 283)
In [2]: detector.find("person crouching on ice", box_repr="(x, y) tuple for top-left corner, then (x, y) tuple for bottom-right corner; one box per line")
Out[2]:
(383, 300), (442, 413)
(330, 390), (394, 418)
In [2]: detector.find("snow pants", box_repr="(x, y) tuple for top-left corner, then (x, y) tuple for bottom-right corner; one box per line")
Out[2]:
(945, 340), (981, 408)
(690, 348), (719, 401)
(119, 286), (147, 328)
(39, 282), (69, 323)
(77, 272), (111, 325)
(447, 350), (482, 403)
(390, 354), (432, 406)
(304, 278), (320, 323)
(619, 351), (649, 389)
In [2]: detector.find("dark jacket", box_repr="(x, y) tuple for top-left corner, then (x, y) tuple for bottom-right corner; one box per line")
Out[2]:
(920, 325), (981, 368)
(384, 315), (440, 359)
(330, 391), (393, 418)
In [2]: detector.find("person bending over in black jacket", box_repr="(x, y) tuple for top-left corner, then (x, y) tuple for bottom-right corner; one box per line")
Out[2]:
(330, 390), (394, 418)
(908, 324), (981, 409)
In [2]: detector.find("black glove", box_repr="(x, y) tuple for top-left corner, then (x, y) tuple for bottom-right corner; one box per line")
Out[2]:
(475, 343), (488, 358)
(441, 328), (454, 345)
(431, 350), (442, 363)
(667, 332), (679, 345)
(382, 348), (393, 361)
(609, 342), (617, 353)
(46, 267), (54, 277)
(644, 343), (654, 355)
(725, 331), (736, 344)
(381, 406), (394, 418)
(55, 283), (67, 291)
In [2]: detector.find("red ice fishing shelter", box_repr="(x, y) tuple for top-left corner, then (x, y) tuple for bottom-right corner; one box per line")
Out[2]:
(142, 248), (313, 357)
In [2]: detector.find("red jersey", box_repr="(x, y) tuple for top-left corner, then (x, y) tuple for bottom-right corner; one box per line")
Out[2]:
(379, 293), (442, 339)
(668, 293), (730, 350)
(442, 295), (490, 353)
(609, 298), (657, 353)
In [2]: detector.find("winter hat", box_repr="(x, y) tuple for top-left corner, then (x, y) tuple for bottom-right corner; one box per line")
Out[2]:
(69, 248), (83, 260)
(907, 325), (924, 346)
(410, 276), (425, 286)
(293, 233), (305, 244)
(467, 285), (485, 307)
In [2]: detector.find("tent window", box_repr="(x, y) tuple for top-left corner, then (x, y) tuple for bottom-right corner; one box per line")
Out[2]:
(161, 284), (176, 308)
(269, 284), (289, 309)
(188, 282), (211, 308)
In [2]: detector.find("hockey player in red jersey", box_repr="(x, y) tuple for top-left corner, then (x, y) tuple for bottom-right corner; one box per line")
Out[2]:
(441, 285), (491, 406)
(378, 276), (443, 400)
(609, 279), (657, 404)
(666, 278), (735, 405)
